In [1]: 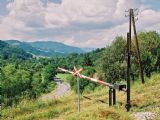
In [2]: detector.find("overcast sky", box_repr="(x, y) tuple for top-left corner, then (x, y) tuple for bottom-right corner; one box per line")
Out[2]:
(0, 0), (159, 48)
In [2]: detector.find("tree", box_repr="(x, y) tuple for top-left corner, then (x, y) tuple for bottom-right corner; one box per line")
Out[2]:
(83, 54), (93, 66)
(31, 72), (44, 97)
(42, 64), (57, 86)
(1, 64), (31, 106)
(97, 36), (126, 83)
(97, 31), (160, 84)
(132, 31), (160, 77)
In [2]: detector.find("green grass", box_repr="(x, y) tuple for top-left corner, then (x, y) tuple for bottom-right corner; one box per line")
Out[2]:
(2, 73), (160, 120)
(56, 73), (72, 82)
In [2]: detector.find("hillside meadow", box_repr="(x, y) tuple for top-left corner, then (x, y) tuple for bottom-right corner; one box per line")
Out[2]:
(2, 73), (160, 120)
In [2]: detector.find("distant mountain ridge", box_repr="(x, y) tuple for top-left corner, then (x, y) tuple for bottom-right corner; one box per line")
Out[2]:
(0, 40), (32, 60)
(4, 40), (94, 57)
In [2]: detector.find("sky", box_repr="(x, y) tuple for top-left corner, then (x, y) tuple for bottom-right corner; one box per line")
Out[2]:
(0, 0), (160, 48)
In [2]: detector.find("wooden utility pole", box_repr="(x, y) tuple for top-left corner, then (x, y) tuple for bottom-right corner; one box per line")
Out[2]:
(129, 9), (132, 50)
(131, 9), (145, 84)
(125, 8), (145, 111)
(125, 8), (132, 112)
(126, 32), (131, 112)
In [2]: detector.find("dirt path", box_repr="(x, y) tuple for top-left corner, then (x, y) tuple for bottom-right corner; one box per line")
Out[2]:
(40, 77), (70, 101)
(134, 112), (156, 120)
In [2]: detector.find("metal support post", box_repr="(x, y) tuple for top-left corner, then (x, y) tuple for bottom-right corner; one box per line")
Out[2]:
(109, 88), (112, 106)
(113, 89), (116, 105)
(77, 77), (80, 113)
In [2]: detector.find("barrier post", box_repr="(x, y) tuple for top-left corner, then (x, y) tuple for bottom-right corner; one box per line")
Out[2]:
(109, 88), (112, 106)
(113, 89), (116, 105)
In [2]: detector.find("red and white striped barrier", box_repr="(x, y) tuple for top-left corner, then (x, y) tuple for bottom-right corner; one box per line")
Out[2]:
(58, 67), (115, 88)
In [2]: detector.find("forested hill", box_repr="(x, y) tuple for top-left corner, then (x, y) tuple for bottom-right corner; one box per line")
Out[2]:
(29, 41), (87, 53)
(0, 40), (32, 60)
(4, 40), (94, 57)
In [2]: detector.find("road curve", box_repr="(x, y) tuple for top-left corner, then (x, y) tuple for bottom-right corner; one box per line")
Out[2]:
(40, 77), (70, 101)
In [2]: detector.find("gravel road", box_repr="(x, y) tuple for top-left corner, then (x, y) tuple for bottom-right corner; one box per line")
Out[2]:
(134, 112), (156, 120)
(40, 77), (70, 101)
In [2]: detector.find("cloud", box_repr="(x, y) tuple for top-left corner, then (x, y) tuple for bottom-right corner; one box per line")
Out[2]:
(138, 9), (160, 28)
(0, 0), (159, 48)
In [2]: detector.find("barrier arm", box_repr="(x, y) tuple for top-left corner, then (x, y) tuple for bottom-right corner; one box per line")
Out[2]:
(58, 67), (126, 92)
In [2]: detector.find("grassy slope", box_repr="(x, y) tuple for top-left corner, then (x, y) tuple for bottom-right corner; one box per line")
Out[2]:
(2, 73), (160, 120)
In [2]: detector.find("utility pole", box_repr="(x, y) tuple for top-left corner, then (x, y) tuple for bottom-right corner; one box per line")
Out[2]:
(131, 9), (145, 84)
(125, 8), (145, 111)
(125, 8), (132, 112)
(129, 9), (132, 50)
(126, 32), (131, 112)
